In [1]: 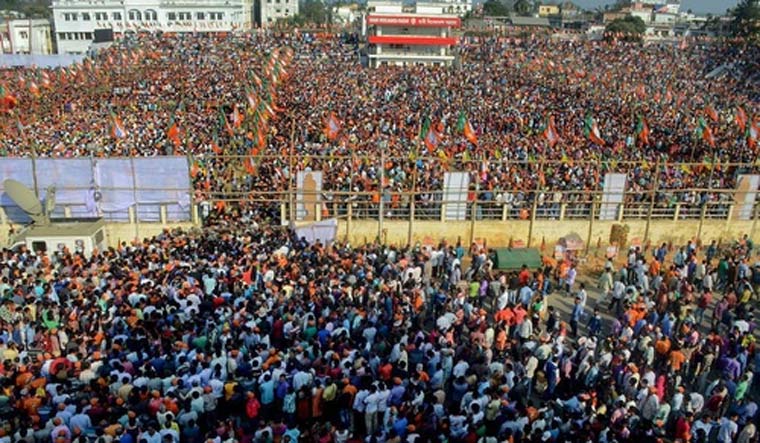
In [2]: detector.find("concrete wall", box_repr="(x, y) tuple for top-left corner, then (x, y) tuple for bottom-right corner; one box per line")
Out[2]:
(2, 217), (756, 252)
(339, 218), (760, 249)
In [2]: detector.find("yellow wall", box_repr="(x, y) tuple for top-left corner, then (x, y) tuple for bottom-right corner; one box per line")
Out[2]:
(1, 218), (756, 252)
(340, 218), (759, 249)
(539, 5), (560, 17)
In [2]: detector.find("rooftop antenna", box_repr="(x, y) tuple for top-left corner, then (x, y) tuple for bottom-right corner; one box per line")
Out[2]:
(3, 179), (54, 225)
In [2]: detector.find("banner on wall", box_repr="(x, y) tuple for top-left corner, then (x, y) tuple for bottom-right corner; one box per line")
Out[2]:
(734, 175), (759, 220)
(296, 171), (323, 222)
(443, 172), (469, 221)
(599, 173), (626, 221)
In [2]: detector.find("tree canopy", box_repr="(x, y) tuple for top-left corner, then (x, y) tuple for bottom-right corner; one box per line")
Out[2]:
(731, 0), (760, 38)
(605, 15), (647, 39)
(482, 0), (510, 17)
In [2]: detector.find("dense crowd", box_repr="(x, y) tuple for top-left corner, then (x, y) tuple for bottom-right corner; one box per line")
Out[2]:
(0, 218), (758, 443)
(0, 33), (759, 219)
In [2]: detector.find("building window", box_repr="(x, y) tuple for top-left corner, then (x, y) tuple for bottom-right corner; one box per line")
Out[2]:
(167, 12), (177, 20)
(113, 12), (122, 20)
(81, 12), (90, 21)
(196, 12), (205, 20)
(128, 10), (142, 21)
(19, 31), (28, 39)
(85, 32), (93, 39)
(209, 12), (224, 20)
(177, 12), (191, 20)
(95, 12), (107, 20)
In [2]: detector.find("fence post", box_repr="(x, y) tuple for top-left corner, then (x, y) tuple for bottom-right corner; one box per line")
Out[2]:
(408, 194), (415, 246)
(697, 203), (707, 241)
(128, 156), (140, 242)
(586, 197), (595, 255)
(643, 158), (662, 244)
(185, 154), (197, 226)
(673, 203), (681, 221)
(527, 197), (538, 248)
(468, 180), (479, 247)
(726, 205), (734, 226)
(559, 203), (566, 221)
(30, 152), (39, 198)
(379, 150), (385, 242)
(346, 199), (353, 243)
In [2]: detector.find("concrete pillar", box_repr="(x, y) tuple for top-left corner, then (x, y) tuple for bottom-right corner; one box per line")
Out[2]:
(440, 204), (446, 222)
(502, 204), (509, 221)
(191, 204), (200, 225)
(673, 203), (681, 221)
(128, 206), (136, 224)
(315, 203), (322, 222)
(280, 203), (288, 225)
(559, 203), (566, 221)
(160, 205), (168, 224)
(64, 206), (72, 218)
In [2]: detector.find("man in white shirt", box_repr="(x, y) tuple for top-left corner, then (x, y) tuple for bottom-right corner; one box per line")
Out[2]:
(364, 386), (379, 436)
(717, 414), (739, 443)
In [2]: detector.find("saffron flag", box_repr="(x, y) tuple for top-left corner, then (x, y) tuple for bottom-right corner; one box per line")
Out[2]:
(324, 113), (341, 141)
(735, 107), (748, 132)
(110, 112), (127, 139)
(543, 115), (559, 147)
(425, 125), (441, 152)
(705, 105), (719, 123)
(584, 114), (605, 146)
(167, 119), (180, 147)
(749, 119), (759, 149)
(246, 88), (258, 112)
(231, 106), (243, 129)
(635, 116), (650, 146)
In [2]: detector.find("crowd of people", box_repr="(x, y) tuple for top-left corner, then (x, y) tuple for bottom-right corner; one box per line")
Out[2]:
(0, 33), (759, 220)
(0, 218), (757, 443)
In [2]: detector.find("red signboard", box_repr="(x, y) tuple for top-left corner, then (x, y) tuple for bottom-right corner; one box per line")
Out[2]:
(368, 35), (459, 46)
(366, 15), (461, 28)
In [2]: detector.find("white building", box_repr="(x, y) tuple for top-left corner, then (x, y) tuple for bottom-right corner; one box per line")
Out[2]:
(0, 19), (55, 54)
(259, 0), (298, 27)
(51, 0), (254, 54)
(365, 1), (461, 68)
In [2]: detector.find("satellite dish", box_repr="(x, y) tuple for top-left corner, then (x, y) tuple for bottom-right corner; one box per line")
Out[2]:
(3, 179), (48, 225)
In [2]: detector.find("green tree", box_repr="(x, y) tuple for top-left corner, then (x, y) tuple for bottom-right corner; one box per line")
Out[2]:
(605, 15), (647, 40)
(731, 0), (760, 38)
(292, 0), (329, 25)
(514, 0), (533, 16)
(482, 0), (510, 16)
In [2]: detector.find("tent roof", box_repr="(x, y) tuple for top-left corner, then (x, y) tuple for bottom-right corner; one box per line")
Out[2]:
(493, 248), (542, 270)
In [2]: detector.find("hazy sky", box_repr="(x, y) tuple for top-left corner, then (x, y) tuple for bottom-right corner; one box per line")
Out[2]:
(572, 0), (739, 14)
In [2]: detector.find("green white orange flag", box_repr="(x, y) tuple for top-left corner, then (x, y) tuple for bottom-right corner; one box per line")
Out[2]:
(635, 116), (650, 146)
(584, 114), (605, 146)
(697, 117), (715, 148)
(456, 111), (478, 145)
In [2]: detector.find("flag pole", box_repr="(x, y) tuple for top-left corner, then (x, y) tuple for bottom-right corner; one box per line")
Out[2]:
(288, 113), (296, 225)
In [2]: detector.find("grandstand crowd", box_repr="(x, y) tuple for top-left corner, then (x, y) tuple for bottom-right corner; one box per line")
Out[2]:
(0, 31), (759, 443)
(0, 33), (759, 216)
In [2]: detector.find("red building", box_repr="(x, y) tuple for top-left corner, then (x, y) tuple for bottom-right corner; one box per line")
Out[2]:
(365, 13), (461, 67)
